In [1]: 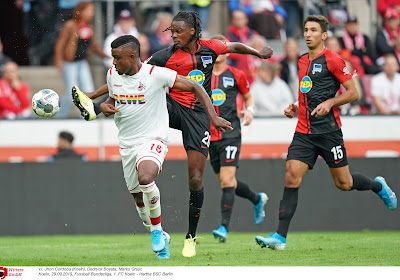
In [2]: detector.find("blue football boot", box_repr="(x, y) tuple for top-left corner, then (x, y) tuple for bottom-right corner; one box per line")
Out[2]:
(212, 225), (228, 242)
(375, 176), (397, 210)
(157, 231), (170, 259)
(253, 193), (269, 225)
(151, 229), (165, 253)
(255, 232), (286, 250)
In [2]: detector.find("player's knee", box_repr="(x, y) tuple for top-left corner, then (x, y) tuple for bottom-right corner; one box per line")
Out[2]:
(335, 180), (352, 191)
(138, 174), (154, 186)
(188, 176), (203, 191)
(285, 170), (302, 188)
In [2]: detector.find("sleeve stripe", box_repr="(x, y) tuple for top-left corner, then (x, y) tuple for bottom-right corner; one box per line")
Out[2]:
(149, 65), (155, 75)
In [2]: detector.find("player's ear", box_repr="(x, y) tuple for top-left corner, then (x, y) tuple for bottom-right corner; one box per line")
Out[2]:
(190, 28), (195, 36)
(322, 32), (328, 41)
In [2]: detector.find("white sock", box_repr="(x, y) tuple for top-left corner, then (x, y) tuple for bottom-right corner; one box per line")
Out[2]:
(140, 182), (162, 232)
(135, 204), (151, 232)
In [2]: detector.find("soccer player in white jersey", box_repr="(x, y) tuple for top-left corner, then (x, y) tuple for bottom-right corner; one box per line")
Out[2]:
(99, 35), (232, 259)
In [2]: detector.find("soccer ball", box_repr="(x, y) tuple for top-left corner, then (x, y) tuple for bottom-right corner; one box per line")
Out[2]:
(32, 89), (60, 118)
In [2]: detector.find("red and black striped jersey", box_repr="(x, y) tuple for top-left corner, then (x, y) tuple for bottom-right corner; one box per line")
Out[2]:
(146, 39), (228, 111)
(296, 48), (353, 134)
(210, 65), (250, 141)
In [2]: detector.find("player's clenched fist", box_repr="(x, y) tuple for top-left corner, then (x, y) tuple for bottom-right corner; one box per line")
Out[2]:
(284, 103), (297, 118)
(259, 46), (274, 59)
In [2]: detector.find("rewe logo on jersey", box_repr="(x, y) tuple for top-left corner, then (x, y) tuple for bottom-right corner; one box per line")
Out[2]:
(114, 94), (145, 105)
(187, 70), (205, 85)
(300, 76), (312, 93)
(211, 89), (226, 106)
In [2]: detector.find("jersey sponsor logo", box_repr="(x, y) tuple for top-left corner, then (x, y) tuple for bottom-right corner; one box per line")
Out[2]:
(114, 94), (145, 105)
(312, 63), (322, 74)
(343, 66), (350, 75)
(201, 56), (213, 68)
(300, 76), (312, 93)
(222, 77), (234, 88)
(186, 69), (205, 85)
(211, 89), (226, 106)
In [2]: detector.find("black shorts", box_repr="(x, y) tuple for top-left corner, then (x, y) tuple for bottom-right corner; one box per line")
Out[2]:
(209, 137), (241, 174)
(166, 94), (210, 157)
(286, 130), (348, 169)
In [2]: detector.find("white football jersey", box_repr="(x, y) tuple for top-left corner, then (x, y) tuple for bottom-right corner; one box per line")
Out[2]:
(107, 63), (177, 147)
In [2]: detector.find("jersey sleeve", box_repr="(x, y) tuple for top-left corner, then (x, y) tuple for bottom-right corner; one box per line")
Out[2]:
(107, 66), (114, 97)
(233, 68), (250, 95)
(202, 39), (229, 55)
(326, 52), (353, 84)
(152, 66), (178, 89)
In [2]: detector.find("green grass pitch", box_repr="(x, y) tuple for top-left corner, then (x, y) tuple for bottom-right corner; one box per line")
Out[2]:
(1, 231), (399, 266)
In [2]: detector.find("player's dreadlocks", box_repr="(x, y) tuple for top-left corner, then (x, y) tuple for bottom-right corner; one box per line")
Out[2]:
(165, 11), (202, 42)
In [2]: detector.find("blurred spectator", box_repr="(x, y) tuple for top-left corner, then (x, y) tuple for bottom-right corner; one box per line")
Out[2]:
(148, 12), (174, 55)
(139, 1), (173, 34)
(376, 7), (400, 58)
(0, 40), (12, 77)
(279, 38), (300, 100)
(0, 62), (30, 119)
(338, 59), (371, 116)
(103, 9), (139, 69)
(247, 0), (287, 40)
(326, 36), (365, 78)
(54, 2), (108, 118)
(138, 34), (151, 62)
(0, 0), (29, 65)
(225, 10), (258, 73)
(377, 0), (400, 18)
(187, 0), (211, 33)
(282, 0), (301, 38)
(371, 54), (400, 114)
(48, 131), (86, 161)
(251, 62), (293, 117)
(27, 0), (59, 65)
(338, 14), (380, 74)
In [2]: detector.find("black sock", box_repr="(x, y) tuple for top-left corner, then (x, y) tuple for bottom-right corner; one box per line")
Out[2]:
(277, 187), (298, 238)
(93, 96), (108, 116)
(221, 187), (235, 231)
(235, 180), (260, 205)
(187, 189), (204, 239)
(351, 173), (382, 193)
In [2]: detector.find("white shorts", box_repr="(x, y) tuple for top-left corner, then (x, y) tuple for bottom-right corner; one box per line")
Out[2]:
(120, 139), (168, 193)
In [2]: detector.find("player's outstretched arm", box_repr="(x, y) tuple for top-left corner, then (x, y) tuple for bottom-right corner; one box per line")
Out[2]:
(173, 75), (233, 132)
(85, 84), (109, 99)
(226, 42), (273, 59)
(99, 96), (119, 117)
(311, 78), (359, 117)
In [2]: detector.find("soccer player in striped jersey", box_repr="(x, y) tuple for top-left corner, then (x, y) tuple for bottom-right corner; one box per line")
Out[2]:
(255, 15), (397, 251)
(208, 35), (268, 243)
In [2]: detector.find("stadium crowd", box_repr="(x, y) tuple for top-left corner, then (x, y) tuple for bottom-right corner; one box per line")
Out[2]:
(1, 0), (400, 118)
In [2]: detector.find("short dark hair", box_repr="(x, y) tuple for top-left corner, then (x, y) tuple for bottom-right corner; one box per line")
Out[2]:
(304, 15), (330, 33)
(111, 35), (141, 57)
(172, 11), (202, 41)
(59, 131), (74, 143)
